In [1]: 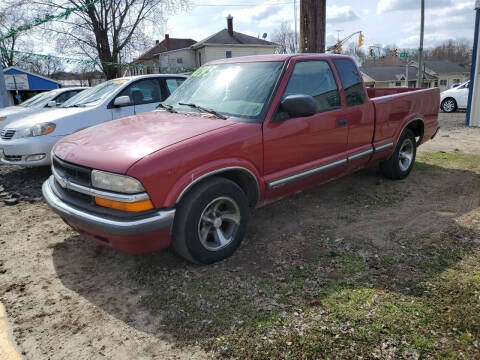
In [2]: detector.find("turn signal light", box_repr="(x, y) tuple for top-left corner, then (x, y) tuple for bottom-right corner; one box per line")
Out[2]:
(94, 197), (154, 212)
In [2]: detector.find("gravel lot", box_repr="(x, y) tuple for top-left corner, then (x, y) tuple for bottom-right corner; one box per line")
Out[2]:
(1, 112), (480, 359)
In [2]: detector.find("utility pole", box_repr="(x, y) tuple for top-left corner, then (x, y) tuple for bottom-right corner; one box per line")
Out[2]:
(0, 63), (9, 108)
(299, 0), (326, 53)
(417, 0), (425, 88)
(293, 0), (298, 52)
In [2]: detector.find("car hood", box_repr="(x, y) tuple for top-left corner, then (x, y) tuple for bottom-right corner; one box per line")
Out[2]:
(3, 106), (91, 130)
(54, 111), (237, 174)
(0, 106), (27, 117)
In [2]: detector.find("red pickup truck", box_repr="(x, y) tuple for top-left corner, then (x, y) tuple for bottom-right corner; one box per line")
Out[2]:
(42, 54), (440, 264)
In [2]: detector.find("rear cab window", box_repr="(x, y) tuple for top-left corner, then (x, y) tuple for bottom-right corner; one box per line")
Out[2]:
(332, 58), (366, 107)
(282, 60), (341, 113)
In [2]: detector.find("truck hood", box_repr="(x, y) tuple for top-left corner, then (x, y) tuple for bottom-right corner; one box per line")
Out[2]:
(4, 106), (91, 130)
(54, 111), (237, 174)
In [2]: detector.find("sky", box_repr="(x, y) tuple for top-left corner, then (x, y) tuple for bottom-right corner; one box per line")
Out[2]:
(157, 0), (477, 52)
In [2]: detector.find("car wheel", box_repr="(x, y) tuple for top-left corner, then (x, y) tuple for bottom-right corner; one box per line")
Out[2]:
(380, 129), (416, 180)
(172, 177), (249, 264)
(441, 98), (457, 113)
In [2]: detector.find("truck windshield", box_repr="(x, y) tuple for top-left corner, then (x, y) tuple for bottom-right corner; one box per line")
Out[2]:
(163, 61), (284, 120)
(62, 79), (127, 107)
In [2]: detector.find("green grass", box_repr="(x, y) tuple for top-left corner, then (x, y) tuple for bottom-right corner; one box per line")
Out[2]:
(417, 152), (480, 172)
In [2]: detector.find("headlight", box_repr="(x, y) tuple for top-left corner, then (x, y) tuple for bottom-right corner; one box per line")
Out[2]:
(17, 122), (56, 138)
(0, 116), (6, 121)
(91, 170), (145, 194)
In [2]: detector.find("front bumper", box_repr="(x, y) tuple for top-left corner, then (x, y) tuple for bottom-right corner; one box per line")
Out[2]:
(0, 136), (60, 166)
(42, 177), (176, 254)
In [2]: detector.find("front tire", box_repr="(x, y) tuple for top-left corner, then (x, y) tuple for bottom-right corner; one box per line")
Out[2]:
(380, 129), (416, 180)
(441, 97), (457, 113)
(172, 177), (249, 264)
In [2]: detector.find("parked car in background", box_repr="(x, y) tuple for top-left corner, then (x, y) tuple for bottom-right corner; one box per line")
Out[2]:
(440, 80), (469, 113)
(0, 87), (88, 131)
(42, 54), (439, 264)
(0, 74), (187, 166)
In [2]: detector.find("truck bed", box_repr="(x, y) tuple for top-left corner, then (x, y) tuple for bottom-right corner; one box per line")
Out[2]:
(368, 87), (440, 146)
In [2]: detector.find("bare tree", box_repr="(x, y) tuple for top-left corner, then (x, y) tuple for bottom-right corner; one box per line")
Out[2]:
(24, 56), (65, 77)
(271, 21), (296, 54)
(38, 0), (188, 79)
(0, 2), (30, 68)
(426, 39), (472, 67)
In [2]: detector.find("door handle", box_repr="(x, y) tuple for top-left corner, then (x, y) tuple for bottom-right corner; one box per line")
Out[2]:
(338, 118), (348, 127)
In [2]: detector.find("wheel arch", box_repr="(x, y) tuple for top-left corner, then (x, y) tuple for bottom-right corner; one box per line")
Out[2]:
(174, 166), (261, 208)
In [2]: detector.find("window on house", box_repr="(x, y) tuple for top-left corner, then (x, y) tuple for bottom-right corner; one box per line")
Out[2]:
(177, 58), (183, 65)
(225, 50), (232, 58)
(434, 80), (439, 87)
(332, 58), (365, 107)
(198, 52), (202, 66)
(440, 79), (448, 86)
(395, 82), (402, 87)
(283, 60), (341, 113)
(453, 78), (460, 84)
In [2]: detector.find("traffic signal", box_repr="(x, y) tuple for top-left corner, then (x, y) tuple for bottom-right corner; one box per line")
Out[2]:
(393, 48), (398, 57)
(337, 40), (342, 53)
(369, 48), (374, 57)
(358, 32), (364, 48)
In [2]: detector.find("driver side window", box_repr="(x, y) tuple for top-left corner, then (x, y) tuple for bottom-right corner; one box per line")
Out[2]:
(119, 79), (163, 105)
(283, 61), (341, 113)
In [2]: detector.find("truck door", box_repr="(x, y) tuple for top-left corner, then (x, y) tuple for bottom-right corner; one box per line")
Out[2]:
(263, 59), (349, 198)
(332, 58), (375, 170)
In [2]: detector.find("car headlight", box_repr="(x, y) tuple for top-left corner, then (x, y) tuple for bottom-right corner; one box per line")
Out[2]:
(91, 170), (145, 194)
(17, 122), (56, 138)
(0, 116), (6, 122)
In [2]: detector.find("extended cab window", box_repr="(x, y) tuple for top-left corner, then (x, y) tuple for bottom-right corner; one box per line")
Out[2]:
(333, 59), (365, 107)
(120, 79), (163, 105)
(283, 61), (341, 112)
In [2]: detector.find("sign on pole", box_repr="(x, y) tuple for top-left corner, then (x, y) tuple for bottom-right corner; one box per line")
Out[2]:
(400, 52), (409, 58)
(4, 74), (29, 91)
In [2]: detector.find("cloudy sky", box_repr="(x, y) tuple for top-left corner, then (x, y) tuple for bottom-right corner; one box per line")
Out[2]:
(162, 0), (476, 50)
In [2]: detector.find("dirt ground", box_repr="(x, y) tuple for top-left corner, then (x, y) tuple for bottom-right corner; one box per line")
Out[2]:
(0, 112), (480, 359)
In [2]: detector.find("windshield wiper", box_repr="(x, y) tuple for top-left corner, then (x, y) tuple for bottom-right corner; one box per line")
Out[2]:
(157, 103), (177, 113)
(178, 102), (227, 120)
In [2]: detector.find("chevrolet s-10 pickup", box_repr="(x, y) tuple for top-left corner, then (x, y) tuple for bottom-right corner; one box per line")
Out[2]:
(42, 54), (440, 264)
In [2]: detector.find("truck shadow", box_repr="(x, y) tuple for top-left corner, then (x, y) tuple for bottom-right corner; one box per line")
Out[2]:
(0, 165), (50, 200)
(51, 159), (480, 350)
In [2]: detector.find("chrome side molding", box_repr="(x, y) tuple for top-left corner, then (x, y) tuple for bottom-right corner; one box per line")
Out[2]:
(268, 142), (394, 189)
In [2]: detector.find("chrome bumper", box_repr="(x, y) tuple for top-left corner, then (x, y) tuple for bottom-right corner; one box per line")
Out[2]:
(42, 177), (175, 236)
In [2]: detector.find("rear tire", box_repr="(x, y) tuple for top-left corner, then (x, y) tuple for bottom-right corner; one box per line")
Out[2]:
(380, 129), (416, 180)
(172, 177), (249, 264)
(441, 98), (457, 113)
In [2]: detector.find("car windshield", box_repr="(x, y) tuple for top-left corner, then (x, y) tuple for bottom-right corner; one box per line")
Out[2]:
(62, 79), (128, 107)
(163, 61), (284, 119)
(19, 91), (58, 108)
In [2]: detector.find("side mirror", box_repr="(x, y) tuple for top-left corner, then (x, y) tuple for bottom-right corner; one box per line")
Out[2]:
(113, 96), (131, 107)
(279, 94), (317, 118)
(46, 100), (57, 108)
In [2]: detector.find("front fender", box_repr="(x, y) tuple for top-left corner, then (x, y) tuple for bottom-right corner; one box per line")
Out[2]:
(164, 158), (263, 207)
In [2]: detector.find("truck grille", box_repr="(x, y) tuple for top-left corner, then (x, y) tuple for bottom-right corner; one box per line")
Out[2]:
(1, 129), (15, 140)
(52, 156), (91, 187)
(4, 154), (22, 162)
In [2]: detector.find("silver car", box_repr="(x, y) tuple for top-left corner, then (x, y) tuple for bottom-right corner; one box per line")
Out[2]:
(0, 87), (88, 130)
(0, 74), (187, 166)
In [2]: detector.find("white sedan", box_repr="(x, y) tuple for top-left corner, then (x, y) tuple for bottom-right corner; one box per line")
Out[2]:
(0, 74), (187, 166)
(440, 81), (469, 113)
(0, 87), (87, 130)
